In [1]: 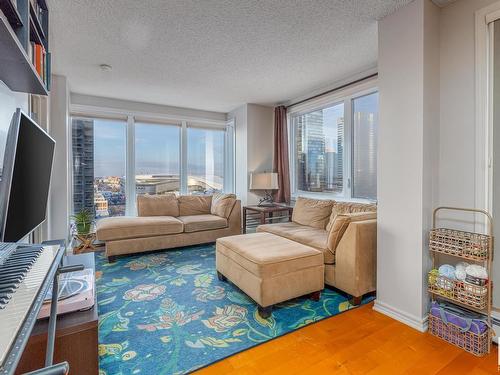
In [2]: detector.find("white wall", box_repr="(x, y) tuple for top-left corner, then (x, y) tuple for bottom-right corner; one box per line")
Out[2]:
(71, 93), (226, 123)
(48, 75), (71, 241)
(0, 82), (29, 241)
(229, 104), (248, 204)
(0, 82), (29, 159)
(375, 0), (440, 331)
(439, 0), (500, 306)
(439, 0), (498, 229)
(228, 103), (274, 205)
(246, 104), (274, 204)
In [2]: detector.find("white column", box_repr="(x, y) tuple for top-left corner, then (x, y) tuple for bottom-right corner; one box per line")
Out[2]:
(180, 121), (188, 194)
(48, 75), (70, 241)
(125, 115), (136, 216)
(374, 0), (439, 332)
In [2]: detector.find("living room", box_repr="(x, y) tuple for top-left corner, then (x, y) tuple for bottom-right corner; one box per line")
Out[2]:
(0, 0), (499, 374)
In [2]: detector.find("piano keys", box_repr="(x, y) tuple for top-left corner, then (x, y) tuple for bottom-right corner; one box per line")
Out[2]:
(0, 244), (65, 375)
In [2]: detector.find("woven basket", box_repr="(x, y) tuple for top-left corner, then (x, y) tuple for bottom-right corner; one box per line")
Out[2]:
(428, 273), (488, 310)
(428, 314), (490, 356)
(429, 228), (491, 261)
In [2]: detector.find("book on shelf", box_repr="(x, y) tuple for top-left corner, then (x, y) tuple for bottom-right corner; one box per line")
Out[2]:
(30, 0), (44, 26)
(31, 42), (49, 88)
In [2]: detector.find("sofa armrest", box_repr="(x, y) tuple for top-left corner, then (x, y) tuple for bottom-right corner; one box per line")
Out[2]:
(333, 219), (377, 297)
(227, 200), (242, 234)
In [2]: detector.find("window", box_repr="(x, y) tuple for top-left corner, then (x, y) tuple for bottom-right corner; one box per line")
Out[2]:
(72, 118), (127, 218)
(135, 123), (181, 196)
(71, 115), (233, 218)
(187, 127), (225, 195)
(289, 84), (378, 201)
(293, 102), (344, 194)
(352, 93), (378, 200)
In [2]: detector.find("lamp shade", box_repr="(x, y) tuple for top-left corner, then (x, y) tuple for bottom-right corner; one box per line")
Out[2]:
(250, 172), (279, 190)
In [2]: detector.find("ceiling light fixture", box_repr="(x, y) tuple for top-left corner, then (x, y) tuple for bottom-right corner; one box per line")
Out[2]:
(99, 64), (112, 72)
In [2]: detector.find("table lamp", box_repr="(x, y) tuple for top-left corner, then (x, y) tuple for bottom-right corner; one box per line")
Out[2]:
(249, 172), (279, 206)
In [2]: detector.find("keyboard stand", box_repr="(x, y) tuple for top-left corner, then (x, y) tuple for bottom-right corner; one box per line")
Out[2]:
(0, 240), (82, 375)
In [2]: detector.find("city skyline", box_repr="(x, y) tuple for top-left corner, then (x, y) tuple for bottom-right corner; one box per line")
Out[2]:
(92, 120), (225, 178)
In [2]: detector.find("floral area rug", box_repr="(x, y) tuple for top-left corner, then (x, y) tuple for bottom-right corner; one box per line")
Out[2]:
(96, 244), (372, 375)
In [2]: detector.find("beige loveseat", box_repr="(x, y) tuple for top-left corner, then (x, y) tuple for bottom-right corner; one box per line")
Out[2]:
(257, 197), (377, 302)
(96, 193), (241, 261)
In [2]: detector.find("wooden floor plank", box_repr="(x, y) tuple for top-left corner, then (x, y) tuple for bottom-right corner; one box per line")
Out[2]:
(195, 302), (498, 374)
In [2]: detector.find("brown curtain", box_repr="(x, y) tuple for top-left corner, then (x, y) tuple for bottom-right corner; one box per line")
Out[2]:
(273, 106), (291, 203)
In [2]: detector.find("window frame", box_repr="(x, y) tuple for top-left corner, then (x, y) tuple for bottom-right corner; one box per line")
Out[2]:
(288, 80), (378, 203)
(69, 110), (234, 217)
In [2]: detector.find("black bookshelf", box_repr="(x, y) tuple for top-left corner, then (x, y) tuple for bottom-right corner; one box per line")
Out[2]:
(0, 0), (50, 95)
(0, 0), (22, 27)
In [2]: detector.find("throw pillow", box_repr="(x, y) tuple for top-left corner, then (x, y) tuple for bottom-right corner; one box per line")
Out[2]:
(326, 201), (377, 232)
(211, 193), (237, 218)
(178, 195), (212, 216)
(137, 194), (179, 217)
(291, 197), (333, 229)
(327, 211), (377, 253)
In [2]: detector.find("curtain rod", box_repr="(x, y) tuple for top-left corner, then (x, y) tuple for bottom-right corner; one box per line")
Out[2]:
(285, 72), (378, 109)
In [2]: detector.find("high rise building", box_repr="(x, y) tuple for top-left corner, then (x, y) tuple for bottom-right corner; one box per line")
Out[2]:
(336, 117), (344, 190)
(72, 119), (94, 214)
(353, 112), (377, 199)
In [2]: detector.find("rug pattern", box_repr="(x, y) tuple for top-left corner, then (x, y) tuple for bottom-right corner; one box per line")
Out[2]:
(96, 244), (369, 375)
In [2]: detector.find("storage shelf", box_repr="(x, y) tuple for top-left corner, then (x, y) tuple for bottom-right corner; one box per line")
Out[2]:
(429, 227), (490, 261)
(428, 206), (493, 356)
(0, 16), (48, 95)
(29, 1), (45, 41)
(29, 14), (43, 45)
(0, 0), (22, 27)
(428, 290), (488, 313)
(429, 248), (486, 262)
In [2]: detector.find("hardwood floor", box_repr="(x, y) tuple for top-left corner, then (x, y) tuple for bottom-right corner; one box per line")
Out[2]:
(195, 302), (498, 374)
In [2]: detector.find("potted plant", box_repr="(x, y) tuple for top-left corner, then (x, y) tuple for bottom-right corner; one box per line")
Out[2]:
(72, 208), (93, 235)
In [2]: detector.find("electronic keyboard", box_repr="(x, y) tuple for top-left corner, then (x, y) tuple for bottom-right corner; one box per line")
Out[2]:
(0, 244), (64, 375)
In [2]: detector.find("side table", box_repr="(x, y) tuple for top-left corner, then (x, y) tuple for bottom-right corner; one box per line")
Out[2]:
(243, 205), (293, 233)
(73, 232), (97, 254)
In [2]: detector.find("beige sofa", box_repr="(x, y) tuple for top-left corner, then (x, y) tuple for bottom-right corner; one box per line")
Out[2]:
(96, 193), (241, 261)
(257, 197), (377, 302)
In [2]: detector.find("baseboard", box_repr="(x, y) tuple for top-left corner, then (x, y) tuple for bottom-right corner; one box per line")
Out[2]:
(491, 310), (500, 343)
(373, 300), (428, 332)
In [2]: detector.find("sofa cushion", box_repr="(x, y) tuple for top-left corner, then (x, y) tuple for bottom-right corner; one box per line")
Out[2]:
(257, 222), (331, 263)
(216, 232), (323, 278)
(327, 211), (377, 254)
(326, 201), (377, 231)
(137, 194), (179, 217)
(211, 193), (237, 218)
(291, 197), (333, 229)
(177, 214), (228, 232)
(178, 195), (212, 216)
(96, 216), (183, 241)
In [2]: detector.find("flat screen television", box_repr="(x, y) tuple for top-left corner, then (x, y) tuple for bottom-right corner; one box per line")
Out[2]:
(0, 109), (55, 242)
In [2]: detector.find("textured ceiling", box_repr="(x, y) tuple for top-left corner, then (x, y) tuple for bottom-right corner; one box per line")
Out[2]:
(48, 0), (413, 113)
(431, 0), (457, 7)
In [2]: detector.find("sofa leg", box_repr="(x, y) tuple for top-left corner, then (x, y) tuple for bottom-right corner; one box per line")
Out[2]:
(258, 305), (272, 319)
(107, 255), (117, 263)
(309, 291), (321, 301)
(217, 271), (227, 282)
(351, 296), (362, 306)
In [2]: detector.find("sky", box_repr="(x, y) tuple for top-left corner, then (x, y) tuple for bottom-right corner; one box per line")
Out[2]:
(93, 120), (224, 178)
(90, 92), (378, 178)
(314, 91), (378, 153)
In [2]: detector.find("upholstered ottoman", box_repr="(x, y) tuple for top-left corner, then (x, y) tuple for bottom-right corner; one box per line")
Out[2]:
(216, 232), (324, 318)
